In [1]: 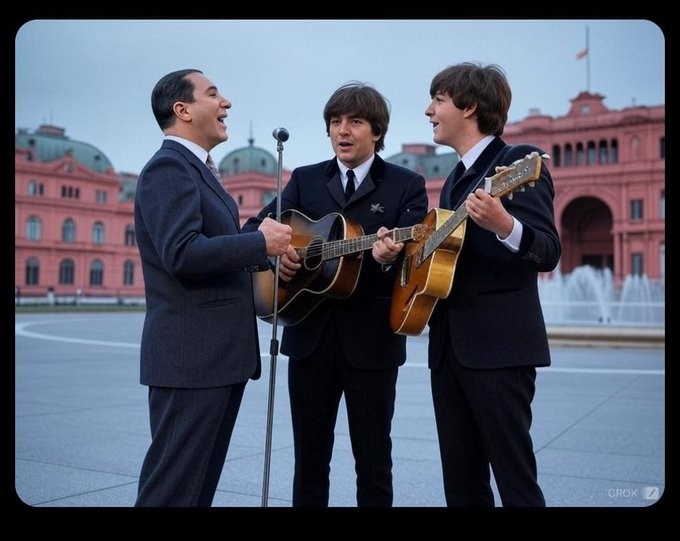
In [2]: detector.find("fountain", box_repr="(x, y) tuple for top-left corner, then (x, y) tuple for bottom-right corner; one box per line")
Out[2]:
(538, 266), (665, 327)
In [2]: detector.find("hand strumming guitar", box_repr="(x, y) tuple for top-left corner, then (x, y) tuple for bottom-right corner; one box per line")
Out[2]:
(278, 245), (301, 282)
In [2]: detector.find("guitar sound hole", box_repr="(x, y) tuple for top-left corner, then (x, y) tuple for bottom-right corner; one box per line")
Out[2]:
(304, 237), (324, 270)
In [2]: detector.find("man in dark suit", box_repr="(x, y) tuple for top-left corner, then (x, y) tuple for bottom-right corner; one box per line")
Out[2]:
(420, 62), (560, 506)
(244, 82), (428, 507)
(133, 69), (292, 507)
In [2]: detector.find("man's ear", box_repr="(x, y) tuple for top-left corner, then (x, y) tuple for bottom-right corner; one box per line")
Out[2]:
(173, 101), (191, 122)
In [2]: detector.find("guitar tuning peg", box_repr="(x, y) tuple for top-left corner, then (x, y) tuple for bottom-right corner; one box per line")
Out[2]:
(519, 186), (526, 192)
(541, 153), (551, 160)
(529, 181), (536, 187)
(507, 192), (514, 200)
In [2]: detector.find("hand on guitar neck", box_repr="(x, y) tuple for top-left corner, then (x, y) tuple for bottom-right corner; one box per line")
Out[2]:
(372, 226), (406, 265)
(390, 151), (546, 335)
(253, 209), (431, 326)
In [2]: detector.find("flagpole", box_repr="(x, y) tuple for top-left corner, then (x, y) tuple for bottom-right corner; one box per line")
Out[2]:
(585, 25), (590, 92)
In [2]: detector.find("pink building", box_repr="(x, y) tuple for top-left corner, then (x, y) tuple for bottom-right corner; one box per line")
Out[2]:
(14, 91), (664, 302)
(15, 125), (141, 302)
(503, 91), (665, 284)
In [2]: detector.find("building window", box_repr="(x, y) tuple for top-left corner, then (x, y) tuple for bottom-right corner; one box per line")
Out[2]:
(551, 145), (561, 167)
(659, 241), (665, 282)
(27, 180), (44, 196)
(25, 257), (40, 285)
(59, 259), (75, 284)
(629, 199), (643, 221)
(90, 260), (104, 286)
(564, 144), (573, 167)
(238, 194), (243, 205)
(587, 141), (597, 165)
(95, 190), (108, 203)
(610, 139), (618, 163)
(26, 215), (42, 241)
(660, 190), (665, 220)
(123, 260), (134, 285)
(92, 222), (105, 244)
(61, 185), (81, 199)
(62, 218), (76, 243)
(631, 253), (643, 276)
(124, 224), (136, 246)
(575, 142), (585, 166)
(598, 140), (609, 164)
(660, 136), (665, 159)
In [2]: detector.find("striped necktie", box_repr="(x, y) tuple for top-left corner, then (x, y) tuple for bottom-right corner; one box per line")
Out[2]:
(206, 155), (222, 182)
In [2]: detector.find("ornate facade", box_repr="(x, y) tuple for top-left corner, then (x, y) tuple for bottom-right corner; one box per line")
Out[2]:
(15, 91), (664, 302)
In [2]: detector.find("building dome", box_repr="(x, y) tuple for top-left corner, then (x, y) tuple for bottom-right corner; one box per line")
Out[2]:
(15, 124), (114, 174)
(386, 143), (458, 180)
(219, 136), (277, 176)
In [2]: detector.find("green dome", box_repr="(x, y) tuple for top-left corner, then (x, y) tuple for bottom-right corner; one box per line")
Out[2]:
(386, 148), (458, 180)
(219, 136), (277, 176)
(15, 124), (114, 174)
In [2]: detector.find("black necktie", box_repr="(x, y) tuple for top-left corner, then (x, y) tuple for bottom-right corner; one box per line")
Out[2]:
(344, 169), (356, 202)
(448, 160), (466, 208)
(452, 160), (465, 183)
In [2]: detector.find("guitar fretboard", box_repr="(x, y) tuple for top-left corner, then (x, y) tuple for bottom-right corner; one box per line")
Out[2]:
(296, 225), (421, 261)
(321, 226), (417, 260)
(419, 152), (541, 264)
(421, 208), (469, 262)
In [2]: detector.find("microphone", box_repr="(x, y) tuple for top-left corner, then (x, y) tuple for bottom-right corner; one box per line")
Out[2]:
(272, 127), (289, 142)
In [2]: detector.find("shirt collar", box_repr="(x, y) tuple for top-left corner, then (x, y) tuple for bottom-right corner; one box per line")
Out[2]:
(337, 154), (375, 184)
(164, 135), (210, 164)
(459, 135), (495, 170)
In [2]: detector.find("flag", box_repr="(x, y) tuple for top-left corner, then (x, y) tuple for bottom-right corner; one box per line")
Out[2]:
(576, 48), (588, 60)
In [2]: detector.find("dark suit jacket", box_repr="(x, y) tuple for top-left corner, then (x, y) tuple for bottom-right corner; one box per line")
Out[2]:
(134, 140), (269, 388)
(428, 137), (561, 370)
(243, 155), (428, 369)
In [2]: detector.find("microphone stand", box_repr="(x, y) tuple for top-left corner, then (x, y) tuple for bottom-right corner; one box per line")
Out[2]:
(261, 131), (286, 507)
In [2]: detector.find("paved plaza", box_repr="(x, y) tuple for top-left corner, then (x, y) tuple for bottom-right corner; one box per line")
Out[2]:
(13, 311), (665, 510)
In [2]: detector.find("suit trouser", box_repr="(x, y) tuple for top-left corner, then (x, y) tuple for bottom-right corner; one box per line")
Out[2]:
(430, 339), (545, 507)
(136, 382), (246, 507)
(288, 324), (397, 507)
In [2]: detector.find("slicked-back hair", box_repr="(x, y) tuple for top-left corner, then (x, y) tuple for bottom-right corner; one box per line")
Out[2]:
(323, 82), (390, 152)
(429, 63), (511, 136)
(151, 69), (203, 131)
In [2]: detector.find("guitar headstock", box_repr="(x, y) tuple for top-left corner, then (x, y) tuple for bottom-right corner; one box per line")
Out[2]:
(484, 151), (548, 200)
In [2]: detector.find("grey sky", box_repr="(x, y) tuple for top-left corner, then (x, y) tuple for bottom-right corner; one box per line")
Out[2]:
(15, 19), (664, 175)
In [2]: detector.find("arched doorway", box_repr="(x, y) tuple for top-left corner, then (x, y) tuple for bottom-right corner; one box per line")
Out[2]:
(559, 196), (614, 275)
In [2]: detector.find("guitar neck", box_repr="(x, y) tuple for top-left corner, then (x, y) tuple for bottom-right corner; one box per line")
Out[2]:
(420, 153), (542, 260)
(322, 226), (417, 260)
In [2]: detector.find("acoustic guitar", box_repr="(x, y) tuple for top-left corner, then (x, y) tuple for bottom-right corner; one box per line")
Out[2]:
(254, 209), (431, 326)
(390, 152), (545, 335)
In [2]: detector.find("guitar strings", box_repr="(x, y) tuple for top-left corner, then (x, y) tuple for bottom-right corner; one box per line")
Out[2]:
(287, 225), (426, 261)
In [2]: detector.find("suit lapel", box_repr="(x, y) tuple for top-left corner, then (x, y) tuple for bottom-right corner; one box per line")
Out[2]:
(324, 155), (383, 208)
(443, 137), (509, 210)
(163, 140), (241, 230)
(200, 170), (241, 230)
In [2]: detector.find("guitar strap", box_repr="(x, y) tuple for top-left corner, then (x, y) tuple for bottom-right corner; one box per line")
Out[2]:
(450, 144), (514, 209)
